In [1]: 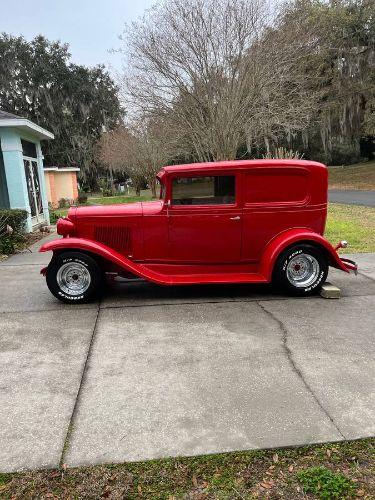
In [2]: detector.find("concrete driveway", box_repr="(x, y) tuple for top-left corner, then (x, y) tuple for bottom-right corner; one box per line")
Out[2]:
(0, 236), (374, 472)
(329, 189), (375, 207)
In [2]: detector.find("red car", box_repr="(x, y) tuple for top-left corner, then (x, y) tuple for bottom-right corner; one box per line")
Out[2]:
(40, 159), (357, 303)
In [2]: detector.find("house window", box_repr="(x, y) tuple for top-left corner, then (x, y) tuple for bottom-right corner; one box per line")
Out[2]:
(21, 140), (37, 159)
(172, 175), (235, 205)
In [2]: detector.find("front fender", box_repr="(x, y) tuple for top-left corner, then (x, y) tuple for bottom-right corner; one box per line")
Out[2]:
(39, 237), (173, 285)
(260, 229), (349, 281)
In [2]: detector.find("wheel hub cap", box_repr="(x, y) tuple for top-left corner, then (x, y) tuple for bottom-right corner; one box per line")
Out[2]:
(56, 262), (91, 296)
(286, 253), (320, 288)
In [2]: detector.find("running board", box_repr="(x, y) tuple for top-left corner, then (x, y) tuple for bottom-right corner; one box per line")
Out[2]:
(137, 267), (268, 285)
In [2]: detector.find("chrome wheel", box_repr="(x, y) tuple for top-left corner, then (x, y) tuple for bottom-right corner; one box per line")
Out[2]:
(286, 253), (320, 288)
(56, 262), (91, 296)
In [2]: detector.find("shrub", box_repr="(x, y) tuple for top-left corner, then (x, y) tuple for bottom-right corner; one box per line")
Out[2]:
(263, 147), (303, 159)
(77, 192), (88, 204)
(297, 466), (356, 499)
(0, 209), (28, 254)
(330, 141), (362, 166)
(58, 198), (71, 209)
(49, 210), (66, 224)
(49, 211), (60, 225)
(102, 188), (114, 197)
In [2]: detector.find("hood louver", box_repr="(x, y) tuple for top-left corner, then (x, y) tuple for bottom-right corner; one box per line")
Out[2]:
(94, 226), (131, 254)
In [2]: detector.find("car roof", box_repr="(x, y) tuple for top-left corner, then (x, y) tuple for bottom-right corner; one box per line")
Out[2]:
(160, 159), (326, 174)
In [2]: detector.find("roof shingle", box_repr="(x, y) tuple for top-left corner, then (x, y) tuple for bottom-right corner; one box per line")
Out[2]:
(0, 110), (24, 120)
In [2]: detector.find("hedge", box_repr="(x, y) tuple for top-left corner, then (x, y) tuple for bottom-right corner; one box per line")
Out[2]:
(0, 209), (28, 254)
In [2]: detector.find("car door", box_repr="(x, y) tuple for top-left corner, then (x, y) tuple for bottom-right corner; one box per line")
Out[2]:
(167, 173), (242, 263)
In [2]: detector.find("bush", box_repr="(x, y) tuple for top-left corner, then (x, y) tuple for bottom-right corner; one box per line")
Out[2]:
(263, 147), (303, 159)
(297, 466), (356, 499)
(330, 141), (362, 166)
(0, 209), (28, 254)
(58, 198), (72, 209)
(102, 188), (114, 197)
(77, 192), (88, 204)
(49, 211), (60, 225)
(49, 210), (68, 225)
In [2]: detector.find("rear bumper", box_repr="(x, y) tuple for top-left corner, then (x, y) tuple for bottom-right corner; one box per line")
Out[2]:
(339, 257), (358, 275)
(334, 240), (358, 275)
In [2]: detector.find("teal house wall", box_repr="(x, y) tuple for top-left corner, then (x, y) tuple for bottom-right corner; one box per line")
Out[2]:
(0, 111), (54, 232)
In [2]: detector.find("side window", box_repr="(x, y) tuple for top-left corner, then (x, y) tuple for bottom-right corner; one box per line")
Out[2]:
(245, 168), (308, 204)
(172, 176), (235, 205)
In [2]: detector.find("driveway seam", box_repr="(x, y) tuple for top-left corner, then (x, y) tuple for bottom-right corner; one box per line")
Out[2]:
(257, 301), (346, 440)
(59, 301), (101, 467)
(0, 306), (97, 315)
(0, 263), (48, 267)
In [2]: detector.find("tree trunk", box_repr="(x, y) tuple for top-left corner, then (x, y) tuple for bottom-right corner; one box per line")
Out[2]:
(150, 177), (157, 198)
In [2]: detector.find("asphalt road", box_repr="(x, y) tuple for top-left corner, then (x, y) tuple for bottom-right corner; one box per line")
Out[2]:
(329, 189), (375, 207)
(0, 233), (374, 472)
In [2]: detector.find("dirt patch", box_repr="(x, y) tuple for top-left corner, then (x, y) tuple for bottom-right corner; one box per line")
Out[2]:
(1, 439), (374, 499)
(0, 228), (51, 261)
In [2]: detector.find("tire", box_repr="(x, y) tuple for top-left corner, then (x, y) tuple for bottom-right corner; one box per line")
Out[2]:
(46, 251), (103, 304)
(273, 244), (328, 296)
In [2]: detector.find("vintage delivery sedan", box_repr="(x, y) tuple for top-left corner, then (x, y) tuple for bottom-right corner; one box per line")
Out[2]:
(40, 159), (357, 303)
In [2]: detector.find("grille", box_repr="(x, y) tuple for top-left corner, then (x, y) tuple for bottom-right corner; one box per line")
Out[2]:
(94, 226), (131, 254)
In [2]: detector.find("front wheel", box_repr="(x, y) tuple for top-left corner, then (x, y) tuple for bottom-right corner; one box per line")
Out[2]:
(273, 244), (328, 296)
(46, 251), (102, 303)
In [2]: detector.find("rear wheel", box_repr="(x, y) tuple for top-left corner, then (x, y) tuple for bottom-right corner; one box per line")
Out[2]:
(46, 251), (102, 303)
(273, 244), (328, 296)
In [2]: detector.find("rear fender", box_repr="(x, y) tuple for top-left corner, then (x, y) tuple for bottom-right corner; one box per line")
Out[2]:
(39, 237), (173, 285)
(260, 229), (349, 281)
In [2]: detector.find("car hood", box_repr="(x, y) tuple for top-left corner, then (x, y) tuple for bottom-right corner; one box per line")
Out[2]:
(68, 200), (164, 220)
(69, 201), (144, 219)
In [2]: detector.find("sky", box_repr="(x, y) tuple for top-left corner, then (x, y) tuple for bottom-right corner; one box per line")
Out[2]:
(0, 0), (155, 73)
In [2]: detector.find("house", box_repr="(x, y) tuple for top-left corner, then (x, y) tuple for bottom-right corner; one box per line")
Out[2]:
(44, 165), (80, 208)
(0, 110), (54, 232)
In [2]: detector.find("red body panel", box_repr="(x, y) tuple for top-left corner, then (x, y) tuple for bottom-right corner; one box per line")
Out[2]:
(40, 159), (355, 284)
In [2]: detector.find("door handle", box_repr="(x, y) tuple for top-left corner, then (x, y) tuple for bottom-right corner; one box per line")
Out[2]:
(230, 216), (241, 220)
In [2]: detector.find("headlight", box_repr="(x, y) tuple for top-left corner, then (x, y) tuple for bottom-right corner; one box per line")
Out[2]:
(56, 217), (75, 237)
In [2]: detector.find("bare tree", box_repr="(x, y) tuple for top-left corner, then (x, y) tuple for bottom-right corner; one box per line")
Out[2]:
(98, 126), (145, 195)
(99, 118), (175, 197)
(120, 0), (321, 161)
(132, 117), (177, 196)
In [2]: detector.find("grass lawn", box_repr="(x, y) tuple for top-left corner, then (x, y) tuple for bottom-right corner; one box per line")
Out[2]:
(328, 160), (375, 190)
(326, 204), (375, 253)
(89, 193), (153, 205)
(0, 438), (373, 499)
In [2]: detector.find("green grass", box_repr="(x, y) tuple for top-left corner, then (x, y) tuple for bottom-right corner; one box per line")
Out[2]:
(1, 439), (373, 499)
(0, 473), (12, 486)
(89, 194), (153, 204)
(328, 160), (375, 190)
(297, 466), (357, 499)
(326, 203), (375, 253)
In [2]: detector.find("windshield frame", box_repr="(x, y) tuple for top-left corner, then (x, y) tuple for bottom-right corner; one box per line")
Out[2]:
(156, 175), (166, 201)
